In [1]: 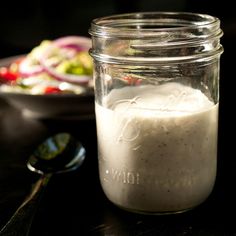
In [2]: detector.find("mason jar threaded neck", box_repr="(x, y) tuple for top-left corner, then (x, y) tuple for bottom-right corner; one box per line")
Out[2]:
(89, 12), (223, 64)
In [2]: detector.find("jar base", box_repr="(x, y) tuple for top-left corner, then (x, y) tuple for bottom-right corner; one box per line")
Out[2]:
(112, 203), (196, 215)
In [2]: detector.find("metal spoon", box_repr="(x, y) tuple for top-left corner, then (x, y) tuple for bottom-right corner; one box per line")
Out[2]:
(0, 132), (85, 236)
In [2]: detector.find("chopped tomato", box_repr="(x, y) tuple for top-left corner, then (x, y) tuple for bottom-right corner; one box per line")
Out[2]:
(0, 67), (19, 82)
(44, 86), (61, 94)
(123, 75), (142, 85)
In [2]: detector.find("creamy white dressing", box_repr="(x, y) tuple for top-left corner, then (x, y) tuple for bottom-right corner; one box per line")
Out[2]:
(96, 82), (218, 213)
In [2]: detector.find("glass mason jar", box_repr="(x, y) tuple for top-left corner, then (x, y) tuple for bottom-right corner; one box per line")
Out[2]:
(89, 12), (223, 214)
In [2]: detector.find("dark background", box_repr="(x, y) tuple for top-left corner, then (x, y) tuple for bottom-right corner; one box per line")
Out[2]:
(0, 0), (235, 196)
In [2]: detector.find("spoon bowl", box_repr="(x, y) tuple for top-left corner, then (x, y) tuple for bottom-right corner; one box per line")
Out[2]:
(0, 132), (86, 236)
(27, 132), (85, 174)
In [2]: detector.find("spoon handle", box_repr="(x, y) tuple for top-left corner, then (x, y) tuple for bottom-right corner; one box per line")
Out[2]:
(0, 174), (52, 236)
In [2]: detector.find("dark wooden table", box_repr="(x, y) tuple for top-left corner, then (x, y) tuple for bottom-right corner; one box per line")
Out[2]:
(0, 97), (235, 236)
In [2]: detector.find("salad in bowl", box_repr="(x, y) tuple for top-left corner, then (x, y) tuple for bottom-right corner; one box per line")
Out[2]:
(0, 36), (95, 119)
(0, 36), (93, 95)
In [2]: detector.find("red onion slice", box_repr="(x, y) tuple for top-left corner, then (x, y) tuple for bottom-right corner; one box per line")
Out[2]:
(19, 57), (44, 77)
(53, 36), (91, 51)
(39, 36), (92, 85)
(44, 65), (91, 84)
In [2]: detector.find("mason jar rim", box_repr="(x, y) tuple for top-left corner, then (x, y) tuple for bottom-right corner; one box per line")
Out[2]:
(89, 12), (222, 39)
(89, 12), (223, 64)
